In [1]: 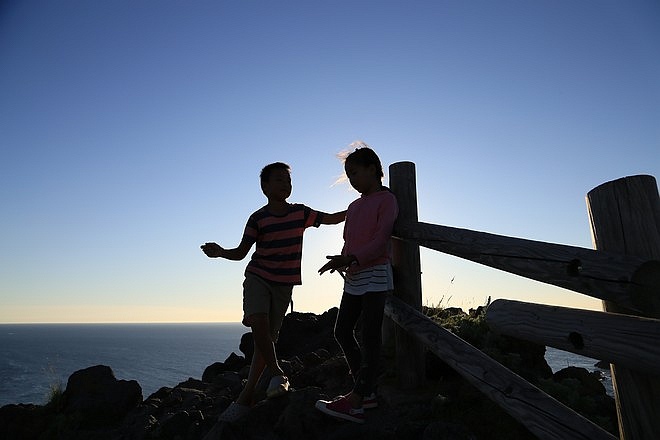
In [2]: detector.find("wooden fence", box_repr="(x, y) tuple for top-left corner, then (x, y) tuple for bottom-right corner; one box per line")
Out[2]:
(385, 162), (660, 440)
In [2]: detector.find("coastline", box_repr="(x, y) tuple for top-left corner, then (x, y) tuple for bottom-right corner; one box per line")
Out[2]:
(0, 308), (618, 439)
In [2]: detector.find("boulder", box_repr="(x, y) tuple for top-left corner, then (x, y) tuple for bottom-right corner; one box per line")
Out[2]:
(63, 365), (142, 428)
(276, 308), (340, 358)
(553, 366), (606, 397)
(202, 352), (247, 382)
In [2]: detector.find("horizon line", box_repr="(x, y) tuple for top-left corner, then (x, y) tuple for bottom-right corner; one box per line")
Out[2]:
(0, 321), (243, 325)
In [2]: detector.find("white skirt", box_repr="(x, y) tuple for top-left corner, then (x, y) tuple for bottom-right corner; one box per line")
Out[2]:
(343, 264), (393, 295)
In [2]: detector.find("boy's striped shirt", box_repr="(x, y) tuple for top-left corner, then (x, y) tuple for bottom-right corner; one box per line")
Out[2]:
(243, 203), (322, 285)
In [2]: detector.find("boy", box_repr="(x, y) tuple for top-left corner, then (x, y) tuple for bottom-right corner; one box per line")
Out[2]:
(201, 162), (345, 422)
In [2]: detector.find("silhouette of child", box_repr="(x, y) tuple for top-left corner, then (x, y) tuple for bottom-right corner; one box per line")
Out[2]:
(201, 162), (345, 422)
(315, 144), (398, 424)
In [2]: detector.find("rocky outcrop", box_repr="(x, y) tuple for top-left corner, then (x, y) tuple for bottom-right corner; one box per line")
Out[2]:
(0, 307), (617, 439)
(64, 365), (143, 428)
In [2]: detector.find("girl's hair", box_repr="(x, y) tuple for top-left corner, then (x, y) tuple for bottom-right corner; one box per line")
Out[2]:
(345, 142), (384, 178)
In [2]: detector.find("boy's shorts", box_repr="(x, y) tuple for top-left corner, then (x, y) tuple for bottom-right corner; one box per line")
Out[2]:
(242, 273), (293, 341)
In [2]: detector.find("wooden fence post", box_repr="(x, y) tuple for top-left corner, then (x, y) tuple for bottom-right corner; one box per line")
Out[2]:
(586, 174), (660, 440)
(388, 161), (425, 388)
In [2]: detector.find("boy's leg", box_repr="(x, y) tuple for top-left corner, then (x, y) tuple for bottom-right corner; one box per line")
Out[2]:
(242, 275), (287, 374)
(235, 312), (286, 406)
(235, 334), (267, 406)
(238, 275), (292, 405)
(237, 275), (276, 406)
(250, 313), (284, 377)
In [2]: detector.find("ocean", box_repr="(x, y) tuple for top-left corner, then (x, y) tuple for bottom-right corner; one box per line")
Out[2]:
(0, 323), (246, 407)
(0, 324), (613, 407)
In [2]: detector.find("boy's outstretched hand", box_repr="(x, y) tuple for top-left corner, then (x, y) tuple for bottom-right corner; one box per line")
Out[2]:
(318, 254), (355, 276)
(201, 242), (223, 258)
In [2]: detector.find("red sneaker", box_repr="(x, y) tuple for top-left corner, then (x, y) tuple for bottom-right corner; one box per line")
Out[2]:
(363, 392), (378, 409)
(315, 395), (365, 424)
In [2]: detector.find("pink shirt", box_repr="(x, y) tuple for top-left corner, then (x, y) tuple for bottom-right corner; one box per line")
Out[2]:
(342, 189), (398, 273)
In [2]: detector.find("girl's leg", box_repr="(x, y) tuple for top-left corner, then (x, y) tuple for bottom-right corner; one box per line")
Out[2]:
(334, 292), (363, 381)
(353, 291), (386, 398)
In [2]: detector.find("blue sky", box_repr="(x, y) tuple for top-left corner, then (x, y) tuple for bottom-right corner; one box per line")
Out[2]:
(1, 0), (659, 323)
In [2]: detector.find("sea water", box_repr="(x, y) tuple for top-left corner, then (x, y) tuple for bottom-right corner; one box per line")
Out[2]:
(0, 323), (246, 407)
(0, 323), (613, 407)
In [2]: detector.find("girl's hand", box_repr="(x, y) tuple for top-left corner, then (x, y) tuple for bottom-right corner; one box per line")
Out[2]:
(318, 254), (355, 275)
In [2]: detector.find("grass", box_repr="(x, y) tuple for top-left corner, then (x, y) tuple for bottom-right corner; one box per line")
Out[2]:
(45, 382), (64, 409)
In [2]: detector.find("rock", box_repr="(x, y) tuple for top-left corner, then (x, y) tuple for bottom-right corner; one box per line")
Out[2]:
(273, 387), (329, 438)
(595, 360), (610, 370)
(0, 404), (50, 439)
(276, 308), (340, 358)
(157, 410), (194, 438)
(553, 366), (606, 397)
(547, 366), (617, 434)
(423, 421), (477, 440)
(468, 305), (487, 318)
(239, 332), (254, 361)
(63, 365), (142, 428)
(293, 355), (352, 393)
(202, 352), (247, 382)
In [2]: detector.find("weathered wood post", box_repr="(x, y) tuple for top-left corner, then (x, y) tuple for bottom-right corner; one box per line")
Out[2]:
(586, 174), (660, 440)
(388, 161), (425, 388)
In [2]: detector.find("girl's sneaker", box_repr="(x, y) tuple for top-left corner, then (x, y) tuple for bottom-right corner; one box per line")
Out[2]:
(363, 392), (378, 409)
(315, 395), (365, 424)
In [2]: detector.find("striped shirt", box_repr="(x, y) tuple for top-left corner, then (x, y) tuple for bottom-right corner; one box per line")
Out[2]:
(243, 203), (322, 285)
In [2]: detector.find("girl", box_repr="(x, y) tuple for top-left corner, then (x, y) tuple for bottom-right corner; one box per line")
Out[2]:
(315, 144), (398, 424)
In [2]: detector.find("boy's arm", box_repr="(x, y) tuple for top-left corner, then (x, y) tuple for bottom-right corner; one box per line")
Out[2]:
(201, 238), (253, 261)
(319, 210), (346, 225)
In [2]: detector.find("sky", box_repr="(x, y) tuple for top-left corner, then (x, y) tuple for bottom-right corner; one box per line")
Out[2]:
(1, 0), (659, 323)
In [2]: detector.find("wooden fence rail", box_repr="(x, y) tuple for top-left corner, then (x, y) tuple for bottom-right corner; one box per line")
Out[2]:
(486, 299), (660, 377)
(393, 220), (652, 312)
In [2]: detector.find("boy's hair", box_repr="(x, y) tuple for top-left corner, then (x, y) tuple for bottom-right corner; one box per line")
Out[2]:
(345, 143), (384, 179)
(260, 162), (291, 186)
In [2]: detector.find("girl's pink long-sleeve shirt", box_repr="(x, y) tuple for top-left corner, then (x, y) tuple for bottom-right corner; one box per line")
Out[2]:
(342, 189), (399, 272)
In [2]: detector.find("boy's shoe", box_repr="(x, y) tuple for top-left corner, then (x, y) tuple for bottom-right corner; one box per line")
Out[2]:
(315, 395), (365, 424)
(266, 375), (289, 399)
(363, 392), (378, 409)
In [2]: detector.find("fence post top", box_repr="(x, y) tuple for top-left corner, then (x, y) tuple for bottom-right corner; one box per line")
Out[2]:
(391, 161), (416, 167)
(588, 174), (657, 195)
(390, 161), (416, 173)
